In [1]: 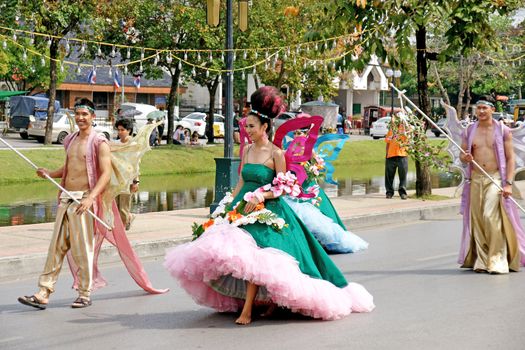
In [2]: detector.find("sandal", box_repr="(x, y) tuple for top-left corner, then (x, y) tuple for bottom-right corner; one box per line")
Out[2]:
(71, 297), (92, 308)
(18, 295), (47, 310)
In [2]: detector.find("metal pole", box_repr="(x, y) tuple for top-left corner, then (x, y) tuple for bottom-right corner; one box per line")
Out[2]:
(390, 78), (395, 117)
(0, 137), (112, 229)
(121, 69), (125, 103)
(390, 83), (525, 214)
(224, 0), (234, 158)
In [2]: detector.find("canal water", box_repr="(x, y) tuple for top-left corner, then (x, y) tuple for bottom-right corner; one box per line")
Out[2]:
(0, 167), (463, 227)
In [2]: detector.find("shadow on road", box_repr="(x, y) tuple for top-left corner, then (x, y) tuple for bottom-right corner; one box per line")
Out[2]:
(343, 268), (466, 276)
(67, 307), (319, 329)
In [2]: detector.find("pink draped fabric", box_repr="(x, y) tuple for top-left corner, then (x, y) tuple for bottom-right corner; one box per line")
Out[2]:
(63, 131), (168, 294)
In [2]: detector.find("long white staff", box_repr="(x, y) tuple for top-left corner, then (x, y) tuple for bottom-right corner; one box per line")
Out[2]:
(0, 137), (112, 230)
(390, 83), (525, 214)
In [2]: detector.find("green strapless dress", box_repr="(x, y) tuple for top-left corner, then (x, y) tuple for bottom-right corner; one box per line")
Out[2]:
(231, 164), (347, 287)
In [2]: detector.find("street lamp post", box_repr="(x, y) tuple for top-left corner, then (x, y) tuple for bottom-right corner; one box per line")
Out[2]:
(385, 68), (402, 117)
(208, 0), (248, 213)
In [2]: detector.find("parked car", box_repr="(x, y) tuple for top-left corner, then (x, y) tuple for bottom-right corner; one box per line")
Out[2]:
(273, 111), (299, 132)
(369, 117), (391, 139)
(28, 109), (111, 144)
(492, 112), (514, 127)
(431, 117), (448, 137)
(182, 112), (225, 138)
(118, 103), (159, 135)
(9, 95), (60, 139)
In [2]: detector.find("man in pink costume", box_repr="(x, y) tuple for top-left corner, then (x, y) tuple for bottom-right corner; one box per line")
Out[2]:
(459, 99), (525, 274)
(18, 98), (167, 310)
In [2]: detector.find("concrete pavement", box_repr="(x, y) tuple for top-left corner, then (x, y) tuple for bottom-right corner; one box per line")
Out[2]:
(1, 181), (524, 281)
(2, 217), (525, 349)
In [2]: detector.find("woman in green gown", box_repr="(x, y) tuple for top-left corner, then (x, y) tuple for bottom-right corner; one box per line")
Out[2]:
(164, 87), (374, 324)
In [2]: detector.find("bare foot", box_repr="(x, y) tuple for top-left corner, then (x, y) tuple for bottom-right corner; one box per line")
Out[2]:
(235, 312), (252, 325)
(260, 303), (277, 318)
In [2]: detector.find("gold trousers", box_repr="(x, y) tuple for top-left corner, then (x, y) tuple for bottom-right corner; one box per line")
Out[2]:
(462, 172), (520, 273)
(37, 191), (95, 299)
(116, 193), (132, 227)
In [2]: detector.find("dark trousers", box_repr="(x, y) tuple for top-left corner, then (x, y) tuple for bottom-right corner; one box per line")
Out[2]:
(385, 156), (408, 196)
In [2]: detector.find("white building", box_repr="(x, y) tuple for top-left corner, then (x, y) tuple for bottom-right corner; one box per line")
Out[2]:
(334, 55), (389, 117)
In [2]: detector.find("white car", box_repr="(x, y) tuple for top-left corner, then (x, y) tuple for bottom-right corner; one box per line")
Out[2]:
(119, 102), (159, 134)
(272, 112), (299, 133)
(182, 112), (225, 138)
(28, 109), (112, 144)
(370, 117), (391, 139)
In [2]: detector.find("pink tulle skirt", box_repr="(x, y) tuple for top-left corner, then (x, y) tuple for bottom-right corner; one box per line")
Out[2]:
(164, 223), (374, 320)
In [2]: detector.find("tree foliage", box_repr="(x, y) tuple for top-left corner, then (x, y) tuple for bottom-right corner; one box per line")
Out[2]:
(318, 0), (522, 196)
(12, 0), (99, 144)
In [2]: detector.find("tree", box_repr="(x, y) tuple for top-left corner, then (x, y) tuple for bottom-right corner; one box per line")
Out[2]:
(321, 0), (522, 197)
(96, 0), (226, 144)
(0, 1), (55, 93)
(244, 1), (341, 103)
(18, 0), (99, 144)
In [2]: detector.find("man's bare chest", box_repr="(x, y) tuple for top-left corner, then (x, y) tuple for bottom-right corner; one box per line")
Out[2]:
(67, 139), (88, 164)
(472, 127), (494, 151)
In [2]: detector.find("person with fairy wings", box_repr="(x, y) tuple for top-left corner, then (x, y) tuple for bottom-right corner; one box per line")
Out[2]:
(238, 112), (369, 254)
(18, 98), (167, 310)
(164, 87), (374, 325)
(442, 98), (525, 274)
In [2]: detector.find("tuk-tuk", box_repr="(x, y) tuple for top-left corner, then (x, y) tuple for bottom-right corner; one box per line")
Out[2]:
(363, 106), (402, 135)
(9, 96), (60, 139)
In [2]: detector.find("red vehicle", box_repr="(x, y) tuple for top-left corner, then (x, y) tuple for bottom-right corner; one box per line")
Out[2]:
(363, 105), (403, 135)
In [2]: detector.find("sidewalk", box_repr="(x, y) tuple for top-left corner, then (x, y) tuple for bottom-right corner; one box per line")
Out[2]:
(1, 182), (523, 281)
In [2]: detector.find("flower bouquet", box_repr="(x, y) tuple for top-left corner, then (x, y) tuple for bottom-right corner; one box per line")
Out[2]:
(192, 171), (304, 240)
(302, 151), (326, 184)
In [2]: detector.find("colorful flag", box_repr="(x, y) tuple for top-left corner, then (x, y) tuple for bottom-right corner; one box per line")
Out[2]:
(87, 67), (96, 84)
(114, 70), (121, 89)
(133, 75), (141, 89)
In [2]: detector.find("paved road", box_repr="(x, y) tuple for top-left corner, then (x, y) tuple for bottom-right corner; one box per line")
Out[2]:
(2, 216), (523, 350)
(0, 133), (60, 149)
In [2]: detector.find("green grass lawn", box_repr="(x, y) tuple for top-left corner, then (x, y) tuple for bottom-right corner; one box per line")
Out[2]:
(0, 139), (449, 184)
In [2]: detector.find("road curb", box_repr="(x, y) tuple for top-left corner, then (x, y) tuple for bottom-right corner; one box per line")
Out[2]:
(0, 236), (193, 283)
(345, 202), (461, 229)
(0, 203), (460, 282)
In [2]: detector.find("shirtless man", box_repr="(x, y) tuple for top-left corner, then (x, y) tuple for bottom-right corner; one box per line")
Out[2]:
(459, 99), (521, 273)
(18, 98), (111, 308)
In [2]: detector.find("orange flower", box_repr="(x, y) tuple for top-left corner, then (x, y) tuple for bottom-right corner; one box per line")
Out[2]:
(203, 219), (215, 230)
(228, 210), (243, 222)
(284, 6), (300, 17)
(255, 202), (265, 211)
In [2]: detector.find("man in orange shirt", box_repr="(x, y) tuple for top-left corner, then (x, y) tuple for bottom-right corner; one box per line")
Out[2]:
(385, 115), (408, 199)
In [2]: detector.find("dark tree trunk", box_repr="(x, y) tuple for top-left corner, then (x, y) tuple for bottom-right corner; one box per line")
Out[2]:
(206, 76), (220, 144)
(464, 84), (472, 118)
(166, 67), (181, 144)
(44, 39), (60, 145)
(415, 25), (432, 197)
